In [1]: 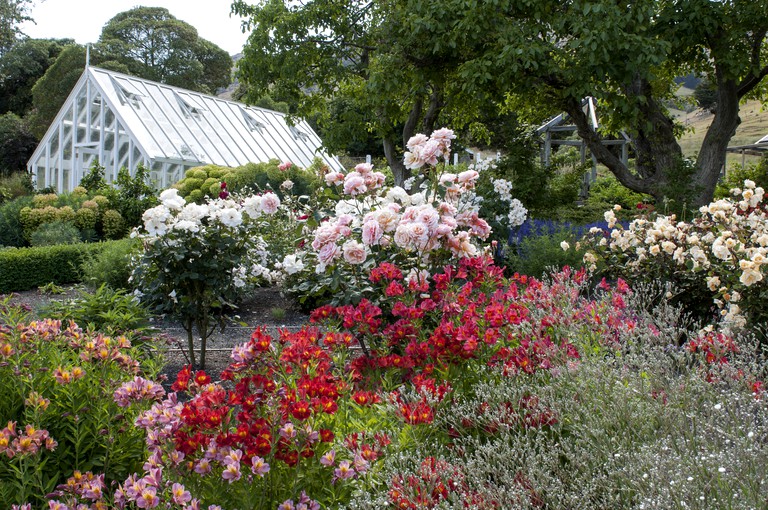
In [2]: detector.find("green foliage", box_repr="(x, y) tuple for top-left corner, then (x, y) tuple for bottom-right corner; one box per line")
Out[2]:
(0, 194), (31, 247)
(101, 209), (125, 239)
(0, 37), (71, 116)
(79, 161), (107, 193)
(0, 312), (162, 508)
(716, 157), (768, 199)
(504, 228), (587, 278)
(393, 0), (768, 205)
(98, 6), (232, 94)
(29, 220), (81, 247)
(0, 240), (121, 292)
(0, 113), (37, 177)
(97, 164), (158, 229)
(0, 171), (32, 204)
(582, 175), (653, 221)
(0, 0), (33, 56)
(40, 284), (150, 336)
(694, 77), (718, 113)
(79, 237), (138, 290)
(232, 0), (479, 182)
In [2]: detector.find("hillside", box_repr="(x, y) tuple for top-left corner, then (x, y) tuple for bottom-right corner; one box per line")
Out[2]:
(674, 99), (768, 167)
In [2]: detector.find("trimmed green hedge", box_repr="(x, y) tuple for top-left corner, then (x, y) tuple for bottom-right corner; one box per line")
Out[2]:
(0, 241), (124, 293)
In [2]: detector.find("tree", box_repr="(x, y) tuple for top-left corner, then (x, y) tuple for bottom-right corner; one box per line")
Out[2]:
(232, 0), (475, 184)
(405, 0), (768, 207)
(0, 38), (72, 116)
(26, 44), (131, 138)
(98, 7), (231, 94)
(0, 0), (32, 56)
(0, 112), (36, 176)
(694, 78), (718, 113)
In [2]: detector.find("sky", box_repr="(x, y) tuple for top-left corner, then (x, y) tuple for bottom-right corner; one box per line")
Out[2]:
(20, 0), (251, 56)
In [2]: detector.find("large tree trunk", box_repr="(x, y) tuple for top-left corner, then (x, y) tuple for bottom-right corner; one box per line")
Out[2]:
(694, 77), (741, 206)
(563, 74), (733, 209)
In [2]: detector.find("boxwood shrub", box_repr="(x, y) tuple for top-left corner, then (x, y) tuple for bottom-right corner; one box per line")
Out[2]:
(0, 240), (124, 293)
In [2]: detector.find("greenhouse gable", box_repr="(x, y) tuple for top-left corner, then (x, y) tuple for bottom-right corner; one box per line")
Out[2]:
(27, 66), (343, 192)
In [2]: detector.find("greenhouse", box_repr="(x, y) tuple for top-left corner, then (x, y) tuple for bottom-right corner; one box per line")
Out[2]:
(26, 66), (343, 192)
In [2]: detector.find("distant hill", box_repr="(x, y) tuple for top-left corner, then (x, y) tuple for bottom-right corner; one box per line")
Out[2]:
(216, 53), (243, 100)
(674, 99), (768, 166)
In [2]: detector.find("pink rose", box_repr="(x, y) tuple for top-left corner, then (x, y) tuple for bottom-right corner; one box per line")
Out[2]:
(260, 192), (281, 214)
(278, 161), (292, 171)
(406, 133), (429, 151)
(342, 240), (368, 265)
(343, 173), (367, 195)
(362, 221), (383, 245)
(318, 243), (341, 265)
(420, 139), (442, 166)
(324, 171), (345, 186)
(354, 162), (373, 175)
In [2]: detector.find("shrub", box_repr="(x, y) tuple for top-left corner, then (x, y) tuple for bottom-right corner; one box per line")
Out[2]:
(29, 220), (82, 247)
(131, 188), (282, 369)
(96, 164), (158, 229)
(283, 129), (493, 308)
(504, 225), (587, 278)
(0, 307), (163, 508)
(79, 237), (138, 290)
(0, 241), (121, 292)
(580, 181), (768, 330)
(715, 157), (768, 199)
(102, 209), (125, 239)
(40, 284), (151, 337)
(0, 172), (33, 203)
(0, 195), (32, 247)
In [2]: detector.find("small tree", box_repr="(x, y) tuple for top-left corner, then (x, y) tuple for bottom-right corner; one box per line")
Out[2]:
(131, 188), (281, 368)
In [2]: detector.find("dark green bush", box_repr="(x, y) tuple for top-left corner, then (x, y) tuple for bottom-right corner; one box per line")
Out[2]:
(0, 194), (32, 247)
(0, 241), (122, 292)
(504, 228), (587, 278)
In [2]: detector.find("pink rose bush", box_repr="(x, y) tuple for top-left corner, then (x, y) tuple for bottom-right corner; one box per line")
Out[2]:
(285, 129), (495, 306)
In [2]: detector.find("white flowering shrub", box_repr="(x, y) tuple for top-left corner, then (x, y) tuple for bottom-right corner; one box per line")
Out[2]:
(580, 180), (768, 330)
(130, 188), (282, 368)
(284, 128), (495, 307)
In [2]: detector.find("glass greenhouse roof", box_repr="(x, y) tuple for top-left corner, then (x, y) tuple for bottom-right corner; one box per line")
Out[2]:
(87, 66), (342, 170)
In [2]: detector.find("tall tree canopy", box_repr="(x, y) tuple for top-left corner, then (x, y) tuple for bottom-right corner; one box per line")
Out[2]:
(99, 6), (232, 94)
(0, 0), (32, 56)
(232, 0), (478, 183)
(234, 0), (768, 206)
(402, 0), (768, 207)
(0, 38), (71, 116)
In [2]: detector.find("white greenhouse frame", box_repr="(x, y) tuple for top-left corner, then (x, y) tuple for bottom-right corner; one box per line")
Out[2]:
(27, 66), (343, 192)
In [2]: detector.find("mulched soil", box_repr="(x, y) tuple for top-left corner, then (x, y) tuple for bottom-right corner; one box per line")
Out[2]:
(1, 285), (310, 385)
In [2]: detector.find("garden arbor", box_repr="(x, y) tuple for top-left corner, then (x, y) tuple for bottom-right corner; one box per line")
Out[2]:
(27, 66), (342, 192)
(537, 97), (631, 193)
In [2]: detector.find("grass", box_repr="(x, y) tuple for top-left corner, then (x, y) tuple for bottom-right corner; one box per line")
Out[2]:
(675, 99), (768, 167)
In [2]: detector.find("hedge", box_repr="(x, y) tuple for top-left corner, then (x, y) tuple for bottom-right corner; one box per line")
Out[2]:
(0, 241), (123, 293)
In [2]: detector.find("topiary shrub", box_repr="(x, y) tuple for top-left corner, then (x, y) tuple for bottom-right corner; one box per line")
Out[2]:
(0, 241), (118, 292)
(102, 209), (125, 239)
(29, 221), (82, 247)
(74, 206), (97, 231)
